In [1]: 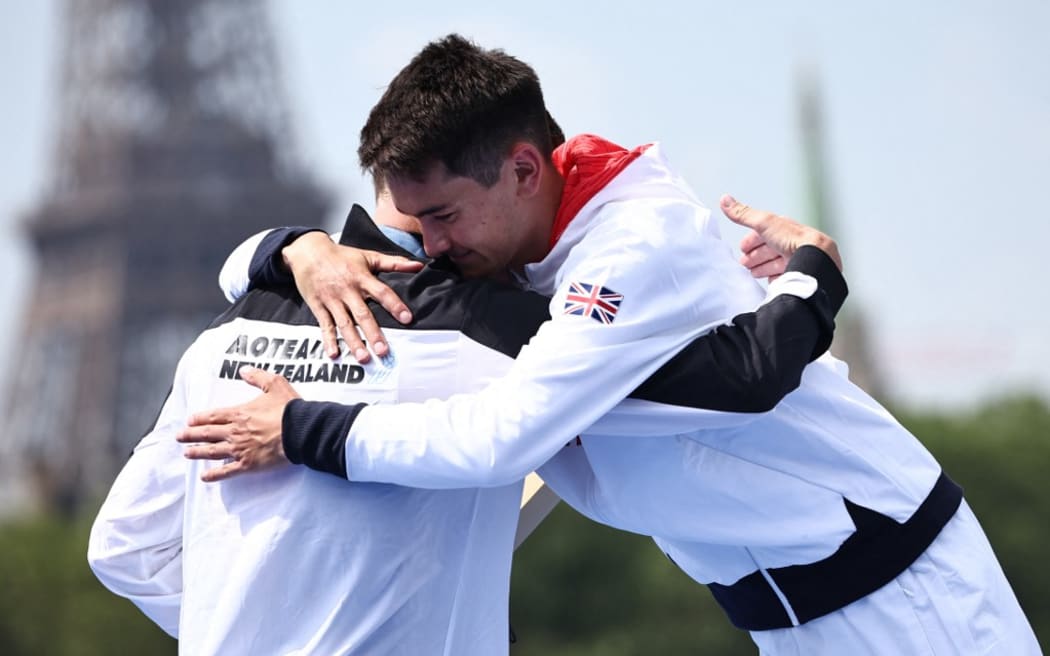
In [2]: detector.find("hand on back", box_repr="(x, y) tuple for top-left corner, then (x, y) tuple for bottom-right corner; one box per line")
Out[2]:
(281, 232), (423, 362)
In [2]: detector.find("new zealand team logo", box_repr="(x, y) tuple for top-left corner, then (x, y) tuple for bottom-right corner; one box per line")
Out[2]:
(563, 282), (623, 324)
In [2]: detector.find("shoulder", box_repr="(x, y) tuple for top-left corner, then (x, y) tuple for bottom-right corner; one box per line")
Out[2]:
(563, 196), (727, 288)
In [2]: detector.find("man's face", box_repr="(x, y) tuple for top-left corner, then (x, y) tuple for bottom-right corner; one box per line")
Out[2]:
(386, 162), (532, 279)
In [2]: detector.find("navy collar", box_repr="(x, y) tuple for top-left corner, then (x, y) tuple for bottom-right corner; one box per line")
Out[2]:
(337, 204), (424, 259)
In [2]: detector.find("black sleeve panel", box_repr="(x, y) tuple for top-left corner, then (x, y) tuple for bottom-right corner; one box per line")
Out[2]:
(282, 399), (366, 478)
(631, 295), (826, 411)
(629, 245), (848, 412)
(248, 227), (326, 290)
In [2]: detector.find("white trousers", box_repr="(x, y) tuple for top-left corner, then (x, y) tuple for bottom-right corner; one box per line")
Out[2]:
(750, 501), (1041, 655)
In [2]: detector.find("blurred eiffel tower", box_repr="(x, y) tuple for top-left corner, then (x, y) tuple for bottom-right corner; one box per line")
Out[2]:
(797, 69), (885, 400)
(0, 0), (328, 516)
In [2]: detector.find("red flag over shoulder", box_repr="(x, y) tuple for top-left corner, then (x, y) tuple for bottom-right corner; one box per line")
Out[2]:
(549, 134), (651, 248)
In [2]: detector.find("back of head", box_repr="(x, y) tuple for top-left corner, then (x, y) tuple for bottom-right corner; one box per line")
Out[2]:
(359, 34), (555, 187)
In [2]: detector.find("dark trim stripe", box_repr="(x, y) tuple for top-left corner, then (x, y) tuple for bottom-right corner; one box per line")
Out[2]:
(707, 472), (964, 631)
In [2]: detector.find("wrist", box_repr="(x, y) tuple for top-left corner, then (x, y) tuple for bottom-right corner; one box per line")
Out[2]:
(281, 231), (329, 274)
(804, 233), (842, 272)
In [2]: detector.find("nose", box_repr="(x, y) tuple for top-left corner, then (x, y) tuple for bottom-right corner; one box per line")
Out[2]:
(421, 222), (451, 258)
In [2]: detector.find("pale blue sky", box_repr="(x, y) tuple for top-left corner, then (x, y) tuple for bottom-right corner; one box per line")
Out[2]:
(2, 1), (1048, 409)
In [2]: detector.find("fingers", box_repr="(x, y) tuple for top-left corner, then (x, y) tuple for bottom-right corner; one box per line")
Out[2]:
(744, 258), (789, 280)
(720, 194), (774, 232)
(238, 366), (277, 392)
(305, 298), (341, 359)
(740, 243), (783, 270)
(352, 278), (416, 359)
(306, 290), (362, 361)
(200, 460), (249, 483)
(264, 373), (297, 398)
(339, 296), (374, 363)
(185, 406), (238, 428)
(183, 442), (234, 460)
(739, 242), (788, 281)
(738, 229), (766, 255)
(359, 253), (416, 357)
(334, 251), (417, 360)
(370, 253), (424, 274)
(723, 193), (844, 274)
(723, 193), (805, 260)
(176, 424), (228, 444)
(361, 276), (413, 325)
(320, 249), (393, 362)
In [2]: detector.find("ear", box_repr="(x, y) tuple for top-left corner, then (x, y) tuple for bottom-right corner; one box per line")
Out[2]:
(507, 142), (544, 199)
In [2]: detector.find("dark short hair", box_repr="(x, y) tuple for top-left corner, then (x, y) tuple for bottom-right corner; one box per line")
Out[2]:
(545, 110), (566, 149)
(359, 34), (557, 187)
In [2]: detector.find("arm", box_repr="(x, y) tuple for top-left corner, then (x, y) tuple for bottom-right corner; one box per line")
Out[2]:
(283, 243), (845, 485)
(87, 363), (191, 636)
(181, 200), (847, 485)
(289, 204), (828, 487)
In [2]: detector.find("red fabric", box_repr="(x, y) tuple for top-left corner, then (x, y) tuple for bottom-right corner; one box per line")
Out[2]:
(549, 134), (651, 248)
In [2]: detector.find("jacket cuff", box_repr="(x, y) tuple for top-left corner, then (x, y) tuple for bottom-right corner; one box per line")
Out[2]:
(282, 399), (367, 479)
(785, 245), (848, 316)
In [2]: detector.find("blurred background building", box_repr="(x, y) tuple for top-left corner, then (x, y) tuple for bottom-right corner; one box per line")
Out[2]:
(796, 69), (884, 398)
(0, 0), (327, 516)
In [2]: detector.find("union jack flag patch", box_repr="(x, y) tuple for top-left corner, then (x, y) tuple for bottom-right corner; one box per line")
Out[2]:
(563, 282), (623, 324)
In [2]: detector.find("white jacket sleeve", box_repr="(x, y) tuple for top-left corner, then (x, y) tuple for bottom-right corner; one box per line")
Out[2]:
(343, 206), (764, 488)
(87, 359), (191, 637)
(218, 229), (273, 303)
